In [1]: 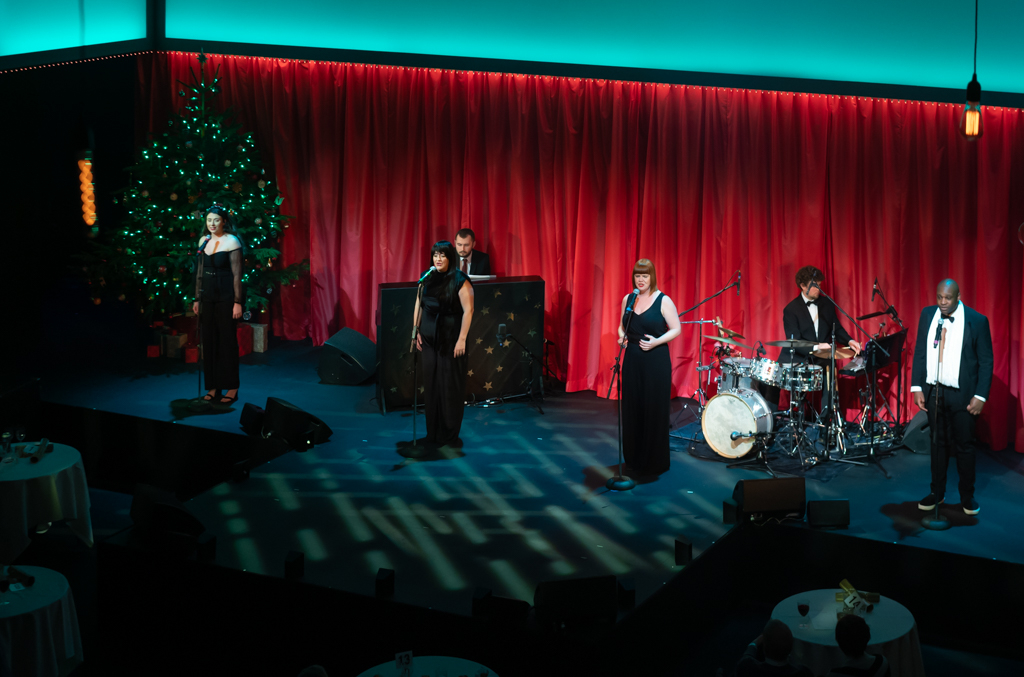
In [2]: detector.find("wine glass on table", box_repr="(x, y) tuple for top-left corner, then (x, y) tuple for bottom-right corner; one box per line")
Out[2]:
(797, 597), (811, 628)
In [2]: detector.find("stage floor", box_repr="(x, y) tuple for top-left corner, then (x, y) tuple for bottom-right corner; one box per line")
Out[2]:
(40, 340), (1024, 617)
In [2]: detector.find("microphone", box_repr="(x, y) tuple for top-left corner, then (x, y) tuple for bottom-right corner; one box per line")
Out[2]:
(625, 288), (640, 313)
(736, 270), (741, 296)
(730, 431), (748, 441)
(497, 323), (507, 343)
(196, 236), (211, 256)
(418, 266), (436, 284)
(933, 315), (944, 348)
(871, 278), (878, 302)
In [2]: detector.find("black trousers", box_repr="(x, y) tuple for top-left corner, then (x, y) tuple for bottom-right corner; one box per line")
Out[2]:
(200, 300), (239, 391)
(925, 384), (977, 500)
(421, 340), (467, 447)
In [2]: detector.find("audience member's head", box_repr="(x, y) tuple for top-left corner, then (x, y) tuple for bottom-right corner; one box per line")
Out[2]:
(835, 614), (871, 658)
(762, 618), (794, 662)
(296, 666), (328, 677)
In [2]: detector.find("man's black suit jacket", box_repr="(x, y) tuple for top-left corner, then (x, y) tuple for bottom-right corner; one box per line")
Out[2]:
(779, 295), (854, 363)
(466, 250), (491, 276)
(910, 304), (993, 400)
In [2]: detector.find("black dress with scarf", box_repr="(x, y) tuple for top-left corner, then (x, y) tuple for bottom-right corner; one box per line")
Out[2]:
(194, 243), (244, 391)
(420, 269), (472, 446)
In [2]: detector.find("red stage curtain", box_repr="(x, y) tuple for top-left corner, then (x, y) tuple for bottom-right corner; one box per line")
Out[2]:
(137, 53), (1024, 452)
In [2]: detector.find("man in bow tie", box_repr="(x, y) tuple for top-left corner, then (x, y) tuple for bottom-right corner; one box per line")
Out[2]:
(779, 266), (862, 417)
(912, 279), (993, 516)
(780, 265), (862, 364)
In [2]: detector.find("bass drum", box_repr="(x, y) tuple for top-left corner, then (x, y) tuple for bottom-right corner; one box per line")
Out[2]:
(701, 388), (774, 458)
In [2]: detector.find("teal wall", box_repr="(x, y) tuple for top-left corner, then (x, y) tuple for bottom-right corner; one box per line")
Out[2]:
(3, 0), (1022, 94)
(0, 0), (147, 56)
(164, 0), (1024, 93)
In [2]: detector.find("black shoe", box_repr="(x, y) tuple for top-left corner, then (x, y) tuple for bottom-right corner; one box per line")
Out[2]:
(962, 498), (980, 515)
(202, 390), (220, 402)
(918, 493), (944, 510)
(218, 391), (239, 405)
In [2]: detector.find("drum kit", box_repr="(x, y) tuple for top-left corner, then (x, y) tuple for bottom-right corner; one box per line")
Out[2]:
(692, 324), (863, 476)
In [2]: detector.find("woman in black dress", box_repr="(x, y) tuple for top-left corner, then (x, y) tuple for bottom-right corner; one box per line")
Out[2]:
(414, 241), (475, 448)
(191, 205), (244, 404)
(617, 259), (681, 474)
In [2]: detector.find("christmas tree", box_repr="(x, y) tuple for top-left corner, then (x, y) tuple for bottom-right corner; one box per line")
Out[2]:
(86, 53), (305, 320)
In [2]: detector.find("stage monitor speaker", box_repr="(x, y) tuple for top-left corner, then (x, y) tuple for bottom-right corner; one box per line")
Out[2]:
(264, 397), (332, 450)
(534, 575), (618, 629)
(901, 411), (930, 454)
(318, 328), (377, 385)
(807, 500), (850, 528)
(239, 402), (266, 436)
(732, 477), (806, 519)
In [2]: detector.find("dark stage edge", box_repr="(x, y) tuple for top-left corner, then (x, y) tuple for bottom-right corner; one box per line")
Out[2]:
(31, 340), (1024, 673)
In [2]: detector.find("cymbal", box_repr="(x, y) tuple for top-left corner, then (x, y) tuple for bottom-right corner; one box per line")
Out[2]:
(812, 346), (855, 360)
(763, 339), (819, 348)
(715, 324), (745, 339)
(704, 335), (752, 350)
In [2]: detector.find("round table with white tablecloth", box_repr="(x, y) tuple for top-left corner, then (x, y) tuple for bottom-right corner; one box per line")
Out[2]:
(0, 443), (94, 566)
(771, 589), (925, 677)
(0, 566), (83, 677)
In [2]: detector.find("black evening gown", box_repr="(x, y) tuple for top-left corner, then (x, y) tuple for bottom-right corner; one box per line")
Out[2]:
(420, 270), (472, 447)
(195, 247), (244, 391)
(621, 292), (671, 474)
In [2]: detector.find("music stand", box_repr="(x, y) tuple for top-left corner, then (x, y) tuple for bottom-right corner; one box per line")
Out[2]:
(836, 329), (906, 475)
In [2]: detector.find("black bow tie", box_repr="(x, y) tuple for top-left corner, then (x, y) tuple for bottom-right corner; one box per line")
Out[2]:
(941, 314), (955, 322)
(805, 300), (817, 307)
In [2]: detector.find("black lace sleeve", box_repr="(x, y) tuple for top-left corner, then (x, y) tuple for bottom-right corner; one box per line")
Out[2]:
(229, 249), (244, 304)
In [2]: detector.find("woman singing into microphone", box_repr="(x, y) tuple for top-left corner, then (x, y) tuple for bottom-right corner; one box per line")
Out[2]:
(192, 205), (244, 404)
(413, 241), (474, 449)
(616, 259), (681, 474)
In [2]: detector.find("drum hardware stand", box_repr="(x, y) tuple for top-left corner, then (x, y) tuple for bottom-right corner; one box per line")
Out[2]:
(668, 318), (720, 442)
(727, 431), (782, 477)
(821, 325), (849, 459)
(499, 323), (545, 414)
(809, 282), (892, 477)
(676, 274), (743, 408)
(606, 291), (639, 492)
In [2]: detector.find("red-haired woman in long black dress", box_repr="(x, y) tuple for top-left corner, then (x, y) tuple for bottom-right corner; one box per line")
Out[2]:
(617, 259), (681, 474)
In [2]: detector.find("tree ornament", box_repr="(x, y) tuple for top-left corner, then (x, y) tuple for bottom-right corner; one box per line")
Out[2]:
(243, 310), (252, 321)
(185, 178), (192, 185)
(237, 144), (244, 152)
(118, 294), (126, 301)
(258, 180), (266, 189)
(162, 173), (168, 178)
(93, 298), (102, 305)
(224, 160), (232, 167)
(232, 182), (243, 193)
(141, 190), (149, 197)
(185, 141), (193, 148)
(158, 265), (167, 273)
(254, 217), (262, 225)
(170, 193), (178, 201)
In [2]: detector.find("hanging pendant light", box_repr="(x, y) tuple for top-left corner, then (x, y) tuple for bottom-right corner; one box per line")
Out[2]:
(958, 0), (983, 140)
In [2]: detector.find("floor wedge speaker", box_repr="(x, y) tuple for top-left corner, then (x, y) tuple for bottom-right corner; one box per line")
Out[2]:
(901, 410), (931, 454)
(318, 328), (377, 385)
(732, 477), (806, 519)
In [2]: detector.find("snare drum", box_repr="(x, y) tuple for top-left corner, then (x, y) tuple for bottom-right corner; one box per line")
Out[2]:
(720, 357), (755, 391)
(782, 364), (823, 392)
(750, 357), (786, 387)
(701, 388), (774, 458)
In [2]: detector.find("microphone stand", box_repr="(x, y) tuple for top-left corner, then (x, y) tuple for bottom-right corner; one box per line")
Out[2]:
(401, 281), (428, 458)
(858, 280), (908, 434)
(195, 240), (209, 402)
(606, 293), (639, 492)
(922, 342), (950, 530)
(810, 282), (892, 477)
